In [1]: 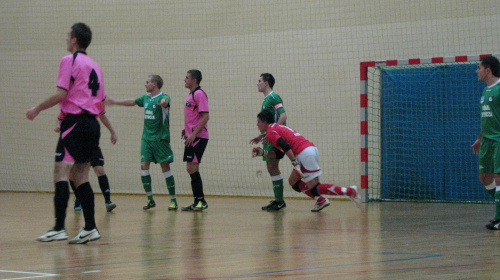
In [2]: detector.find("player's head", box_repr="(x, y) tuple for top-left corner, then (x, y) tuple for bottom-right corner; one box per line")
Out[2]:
(148, 74), (163, 89)
(257, 110), (275, 132)
(479, 56), (500, 78)
(70, 23), (92, 50)
(260, 73), (275, 89)
(187, 69), (202, 85)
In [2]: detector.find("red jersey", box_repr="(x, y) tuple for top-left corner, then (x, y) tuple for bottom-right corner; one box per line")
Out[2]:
(265, 123), (314, 155)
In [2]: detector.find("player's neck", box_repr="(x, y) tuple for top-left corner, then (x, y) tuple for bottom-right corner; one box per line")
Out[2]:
(263, 88), (273, 96)
(487, 77), (500, 87)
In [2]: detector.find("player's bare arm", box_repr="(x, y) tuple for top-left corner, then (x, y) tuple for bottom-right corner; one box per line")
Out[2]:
(26, 88), (68, 120)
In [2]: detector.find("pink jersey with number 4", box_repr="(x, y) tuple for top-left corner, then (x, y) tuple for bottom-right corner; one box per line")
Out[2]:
(57, 51), (105, 116)
(265, 123), (314, 155)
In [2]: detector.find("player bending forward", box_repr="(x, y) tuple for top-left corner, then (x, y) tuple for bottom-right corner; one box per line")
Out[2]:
(252, 110), (361, 212)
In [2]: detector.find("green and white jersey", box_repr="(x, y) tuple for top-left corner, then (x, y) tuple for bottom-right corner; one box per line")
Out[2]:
(481, 80), (500, 142)
(262, 91), (286, 125)
(135, 92), (171, 141)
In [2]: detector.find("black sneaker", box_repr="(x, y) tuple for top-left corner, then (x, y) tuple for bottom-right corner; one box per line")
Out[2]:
(181, 203), (196, 211)
(143, 200), (156, 210)
(267, 201), (286, 211)
(262, 200), (277, 210)
(74, 198), (82, 211)
(486, 219), (500, 230)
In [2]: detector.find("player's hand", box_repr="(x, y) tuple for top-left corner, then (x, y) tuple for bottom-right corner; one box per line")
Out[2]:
(252, 147), (264, 157)
(181, 129), (186, 140)
(157, 98), (168, 107)
(249, 134), (263, 144)
(471, 139), (481, 155)
(104, 98), (115, 106)
(291, 159), (304, 179)
(110, 132), (118, 145)
(26, 107), (40, 120)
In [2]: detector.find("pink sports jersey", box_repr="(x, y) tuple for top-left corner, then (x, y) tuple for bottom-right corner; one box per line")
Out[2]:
(266, 123), (314, 155)
(57, 51), (106, 116)
(184, 88), (209, 139)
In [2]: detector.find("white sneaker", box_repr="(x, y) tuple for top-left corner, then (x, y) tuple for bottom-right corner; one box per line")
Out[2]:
(311, 197), (330, 212)
(68, 228), (100, 244)
(37, 229), (68, 242)
(349, 185), (362, 206)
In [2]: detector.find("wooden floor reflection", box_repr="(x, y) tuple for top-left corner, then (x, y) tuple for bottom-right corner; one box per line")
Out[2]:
(1, 192), (500, 279)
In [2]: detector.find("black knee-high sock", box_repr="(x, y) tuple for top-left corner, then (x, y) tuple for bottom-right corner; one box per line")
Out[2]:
(54, 181), (70, 231)
(97, 175), (111, 203)
(70, 181), (78, 200)
(190, 171), (205, 202)
(75, 182), (96, 231)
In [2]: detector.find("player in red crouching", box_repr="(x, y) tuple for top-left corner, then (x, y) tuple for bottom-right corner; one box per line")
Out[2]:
(253, 110), (361, 212)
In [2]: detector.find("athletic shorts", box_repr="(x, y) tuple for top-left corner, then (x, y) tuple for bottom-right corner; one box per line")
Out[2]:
(141, 139), (174, 164)
(183, 138), (208, 163)
(479, 137), (500, 174)
(56, 114), (100, 164)
(296, 146), (322, 183)
(263, 142), (285, 162)
(55, 140), (104, 167)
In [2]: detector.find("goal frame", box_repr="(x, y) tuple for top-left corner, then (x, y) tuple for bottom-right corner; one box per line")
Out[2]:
(359, 53), (500, 202)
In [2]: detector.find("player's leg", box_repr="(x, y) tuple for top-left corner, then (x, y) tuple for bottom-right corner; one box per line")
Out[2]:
(154, 140), (177, 210)
(485, 141), (500, 230)
(181, 138), (209, 211)
(65, 114), (101, 244)
(140, 139), (156, 210)
(91, 147), (115, 211)
(262, 144), (286, 211)
(37, 134), (72, 242)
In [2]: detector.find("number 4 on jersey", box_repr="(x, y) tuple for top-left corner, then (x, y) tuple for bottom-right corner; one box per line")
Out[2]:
(88, 69), (100, 96)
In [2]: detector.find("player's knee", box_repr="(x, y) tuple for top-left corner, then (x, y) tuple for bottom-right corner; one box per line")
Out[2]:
(310, 183), (320, 197)
(291, 181), (301, 192)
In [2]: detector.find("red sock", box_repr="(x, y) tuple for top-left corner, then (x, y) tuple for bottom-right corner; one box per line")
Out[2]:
(317, 184), (353, 196)
(298, 181), (315, 198)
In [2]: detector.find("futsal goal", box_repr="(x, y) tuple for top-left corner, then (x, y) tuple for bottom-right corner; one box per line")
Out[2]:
(360, 53), (500, 203)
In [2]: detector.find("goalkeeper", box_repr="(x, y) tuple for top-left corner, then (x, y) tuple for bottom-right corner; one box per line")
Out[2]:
(253, 110), (361, 212)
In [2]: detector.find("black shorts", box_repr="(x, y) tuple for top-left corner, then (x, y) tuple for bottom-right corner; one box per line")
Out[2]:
(56, 114), (100, 164)
(183, 138), (208, 163)
(55, 142), (104, 167)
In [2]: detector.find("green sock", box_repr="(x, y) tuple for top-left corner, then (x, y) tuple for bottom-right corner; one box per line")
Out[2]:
(495, 190), (500, 220)
(273, 178), (284, 203)
(488, 188), (496, 198)
(165, 175), (176, 199)
(141, 175), (153, 201)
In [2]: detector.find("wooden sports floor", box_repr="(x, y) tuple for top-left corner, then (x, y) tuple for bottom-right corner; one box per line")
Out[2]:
(1, 192), (499, 280)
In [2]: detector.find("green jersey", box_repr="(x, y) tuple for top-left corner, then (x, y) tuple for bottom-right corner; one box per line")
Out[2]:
(481, 81), (500, 142)
(135, 92), (171, 141)
(262, 91), (286, 125)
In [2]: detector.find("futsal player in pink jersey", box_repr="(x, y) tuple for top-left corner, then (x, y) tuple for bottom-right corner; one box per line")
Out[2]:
(181, 69), (210, 211)
(27, 23), (105, 244)
(253, 110), (361, 211)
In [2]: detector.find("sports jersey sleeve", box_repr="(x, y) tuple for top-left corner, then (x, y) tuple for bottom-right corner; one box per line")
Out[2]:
(134, 95), (145, 107)
(265, 127), (281, 151)
(195, 90), (209, 113)
(56, 55), (73, 91)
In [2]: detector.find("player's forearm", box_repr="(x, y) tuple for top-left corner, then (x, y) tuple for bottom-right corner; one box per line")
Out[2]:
(108, 98), (136, 106)
(99, 115), (115, 134)
(36, 88), (68, 112)
(277, 112), (287, 125)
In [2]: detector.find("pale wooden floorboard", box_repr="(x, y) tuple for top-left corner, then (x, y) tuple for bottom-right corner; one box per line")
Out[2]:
(1, 192), (500, 279)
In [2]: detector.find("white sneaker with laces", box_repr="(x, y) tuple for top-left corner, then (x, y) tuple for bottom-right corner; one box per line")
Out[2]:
(349, 185), (362, 206)
(68, 228), (101, 244)
(37, 229), (68, 242)
(311, 197), (330, 212)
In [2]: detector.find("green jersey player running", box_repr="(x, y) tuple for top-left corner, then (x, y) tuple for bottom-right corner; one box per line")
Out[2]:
(250, 73), (288, 211)
(471, 56), (500, 230)
(107, 75), (177, 210)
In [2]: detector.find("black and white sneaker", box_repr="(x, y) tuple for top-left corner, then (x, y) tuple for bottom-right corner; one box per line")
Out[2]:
(267, 201), (286, 211)
(262, 200), (277, 210)
(37, 229), (68, 242)
(68, 228), (101, 244)
(486, 219), (500, 230)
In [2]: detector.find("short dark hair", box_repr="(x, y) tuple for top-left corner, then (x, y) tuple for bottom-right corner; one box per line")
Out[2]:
(187, 69), (202, 84)
(149, 74), (163, 89)
(71, 23), (92, 50)
(257, 110), (275, 124)
(480, 56), (500, 77)
(260, 73), (275, 89)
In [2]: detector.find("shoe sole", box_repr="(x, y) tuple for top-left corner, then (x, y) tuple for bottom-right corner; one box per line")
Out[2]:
(311, 202), (330, 212)
(168, 207), (178, 211)
(69, 235), (100, 244)
(267, 206), (286, 211)
(37, 235), (68, 242)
